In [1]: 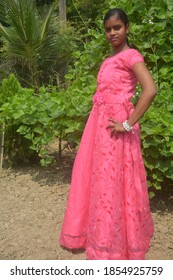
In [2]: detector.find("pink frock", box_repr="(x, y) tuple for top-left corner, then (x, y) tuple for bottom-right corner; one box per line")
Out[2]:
(59, 48), (154, 260)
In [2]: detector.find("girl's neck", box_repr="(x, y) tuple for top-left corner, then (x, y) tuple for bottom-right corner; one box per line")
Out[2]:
(112, 42), (130, 55)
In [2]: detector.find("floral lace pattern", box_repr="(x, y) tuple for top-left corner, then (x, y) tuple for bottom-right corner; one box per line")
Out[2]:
(60, 49), (154, 260)
(92, 92), (105, 106)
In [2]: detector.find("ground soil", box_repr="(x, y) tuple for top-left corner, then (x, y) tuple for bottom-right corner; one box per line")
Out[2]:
(0, 149), (173, 260)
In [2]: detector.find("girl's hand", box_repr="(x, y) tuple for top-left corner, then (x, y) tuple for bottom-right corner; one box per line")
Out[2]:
(106, 118), (125, 137)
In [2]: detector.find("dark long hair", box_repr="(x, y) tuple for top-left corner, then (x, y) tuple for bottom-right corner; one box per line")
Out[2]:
(103, 8), (129, 26)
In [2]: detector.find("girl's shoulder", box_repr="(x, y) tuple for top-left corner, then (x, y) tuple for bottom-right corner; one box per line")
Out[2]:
(124, 48), (143, 56)
(105, 48), (144, 61)
(101, 48), (144, 69)
(122, 48), (144, 69)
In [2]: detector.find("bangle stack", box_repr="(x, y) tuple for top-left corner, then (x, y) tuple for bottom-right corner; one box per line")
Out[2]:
(122, 120), (133, 132)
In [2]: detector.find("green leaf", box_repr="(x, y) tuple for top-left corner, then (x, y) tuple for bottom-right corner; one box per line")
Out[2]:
(33, 127), (43, 134)
(167, 104), (173, 111)
(13, 110), (24, 119)
(149, 191), (155, 199)
(159, 68), (169, 76)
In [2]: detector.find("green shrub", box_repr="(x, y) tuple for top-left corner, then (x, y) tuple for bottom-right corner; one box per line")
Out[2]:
(0, 74), (94, 165)
(0, 0), (173, 191)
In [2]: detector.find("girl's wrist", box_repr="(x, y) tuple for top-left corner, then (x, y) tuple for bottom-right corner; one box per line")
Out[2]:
(122, 120), (133, 132)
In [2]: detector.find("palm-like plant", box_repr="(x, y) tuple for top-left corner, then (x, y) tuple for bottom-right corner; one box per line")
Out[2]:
(0, 0), (76, 87)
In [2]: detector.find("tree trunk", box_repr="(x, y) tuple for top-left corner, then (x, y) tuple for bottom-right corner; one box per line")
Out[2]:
(58, 0), (68, 84)
(59, 0), (67, 28)
(0, 124), (5, 169)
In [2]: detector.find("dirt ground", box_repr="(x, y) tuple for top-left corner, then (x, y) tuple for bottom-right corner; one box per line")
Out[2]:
(0, 150), (173, 260)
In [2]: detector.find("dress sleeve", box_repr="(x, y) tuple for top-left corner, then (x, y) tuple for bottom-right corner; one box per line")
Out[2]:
(127, 49), (144, 69)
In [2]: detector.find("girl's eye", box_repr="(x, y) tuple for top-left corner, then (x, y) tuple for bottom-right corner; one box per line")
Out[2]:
(105, 25), (122, 33)
(114, 25), (121, 30)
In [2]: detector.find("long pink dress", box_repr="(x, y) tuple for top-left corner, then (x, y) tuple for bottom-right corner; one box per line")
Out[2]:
(59, 48), (154, 260)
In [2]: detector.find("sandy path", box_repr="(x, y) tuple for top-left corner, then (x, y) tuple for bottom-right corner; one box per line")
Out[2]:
(0, 153), (173, 260)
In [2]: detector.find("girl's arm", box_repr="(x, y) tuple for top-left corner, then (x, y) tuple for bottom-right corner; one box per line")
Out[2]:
(127, 61), (157, 127)
(107, 61), (157, 135)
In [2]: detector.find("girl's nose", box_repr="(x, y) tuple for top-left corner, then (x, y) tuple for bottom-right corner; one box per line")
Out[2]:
(110, 28), (116, 35)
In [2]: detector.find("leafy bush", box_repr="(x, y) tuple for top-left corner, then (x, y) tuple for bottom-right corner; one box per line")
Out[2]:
(0, 0), (173, 191)
(0, 74), (39, 164)
(126, 0), (173, 190)
(0, 74), (94, 166)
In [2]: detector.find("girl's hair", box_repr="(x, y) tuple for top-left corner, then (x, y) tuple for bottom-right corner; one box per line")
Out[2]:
(103, 8), (129, 26)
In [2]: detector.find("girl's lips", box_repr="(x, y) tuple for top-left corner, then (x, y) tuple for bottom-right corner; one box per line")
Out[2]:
(110, 37), (118, 42)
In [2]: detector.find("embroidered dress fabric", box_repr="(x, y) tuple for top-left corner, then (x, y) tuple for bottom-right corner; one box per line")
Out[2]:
(59, 49), (154, 260)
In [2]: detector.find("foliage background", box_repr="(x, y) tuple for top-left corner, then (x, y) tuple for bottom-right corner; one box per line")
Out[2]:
(0, 0), (173, 191)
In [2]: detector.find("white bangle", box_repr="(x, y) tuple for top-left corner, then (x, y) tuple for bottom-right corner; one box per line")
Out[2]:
(122, 120), (133, 132)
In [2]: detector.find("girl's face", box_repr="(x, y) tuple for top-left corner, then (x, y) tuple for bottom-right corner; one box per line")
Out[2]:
(104, 15), (129, 51)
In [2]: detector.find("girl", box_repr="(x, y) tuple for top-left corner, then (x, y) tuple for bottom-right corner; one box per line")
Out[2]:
(59, 8), (157, 260)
